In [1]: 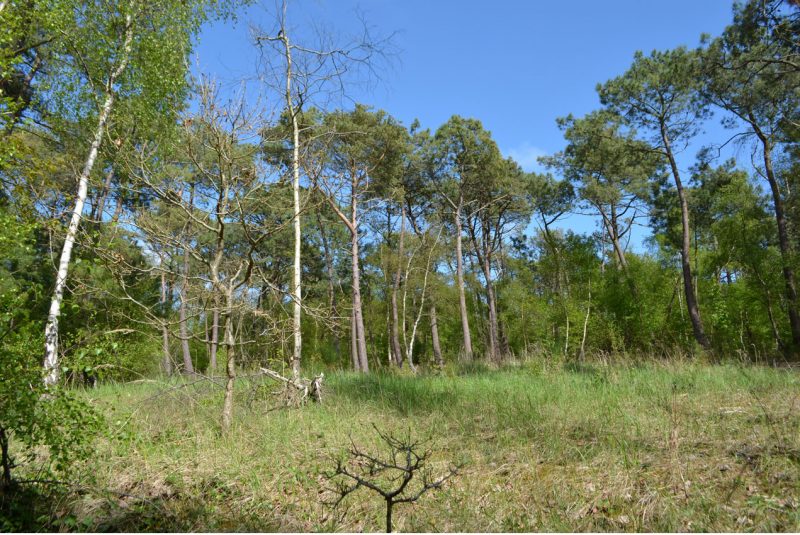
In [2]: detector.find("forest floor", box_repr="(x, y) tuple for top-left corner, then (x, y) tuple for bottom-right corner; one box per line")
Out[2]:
(10, 360), (800, 531)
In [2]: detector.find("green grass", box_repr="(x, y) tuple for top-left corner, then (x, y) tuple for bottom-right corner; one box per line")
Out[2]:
(16, 361), (800, 531)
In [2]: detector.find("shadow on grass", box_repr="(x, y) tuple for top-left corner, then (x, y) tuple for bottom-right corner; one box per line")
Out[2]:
(0, 483), (55, 531)
(1, 480), (288, 532)
(87, 498), (283, 532)
(329, 372), (464, 417)
(562, 361), (606, 377)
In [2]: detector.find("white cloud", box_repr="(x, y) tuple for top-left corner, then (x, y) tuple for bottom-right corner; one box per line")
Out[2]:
(503, 142), (549, 173)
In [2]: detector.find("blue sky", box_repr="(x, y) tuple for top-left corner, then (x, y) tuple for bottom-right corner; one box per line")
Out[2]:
(194, 0), (745, 251)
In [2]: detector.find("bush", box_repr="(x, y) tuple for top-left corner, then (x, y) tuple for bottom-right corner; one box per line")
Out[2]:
(0, 330), (103, 491)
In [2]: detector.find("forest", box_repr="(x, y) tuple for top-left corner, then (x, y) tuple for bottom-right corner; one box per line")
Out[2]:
(1, 0), (799, 531)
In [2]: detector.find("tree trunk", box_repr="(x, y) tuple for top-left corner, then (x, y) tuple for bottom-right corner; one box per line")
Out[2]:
(351, 307), (359, 370)
(317, 211), (340, 359)
(467, 214), (501, 362)
(430, 302), (443, 368)
(580, 287), (591, 361)
(752, 121), (800, 353)
(90, 168), (115, 222)
(178, 184), (195, 375)
(208, 305), (219, 375)
(386, 499), (393, 533)
(277, 20), (304, 380)
(454, 202), (473, 361)
(160, 270), (172, 376)
(481, 251), (501, 362)
(351, 187), (369, 372)
(600, 204), (639, 299)
(602, 204), (628, 270)
(179, 254), (193, 375)
(661, 124), (711, 351)
(43, 17), (133, 386)
(111, 192), (124, 224)
(221, 300), (236, 431)
(389, 204), (405, 367)
(289, 92), (302, 380)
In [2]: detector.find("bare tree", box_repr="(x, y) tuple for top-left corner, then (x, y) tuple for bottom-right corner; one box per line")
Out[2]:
(254, 1), (395, 374)
(123, 80), (280, 430)
(326, 426), (460, 533)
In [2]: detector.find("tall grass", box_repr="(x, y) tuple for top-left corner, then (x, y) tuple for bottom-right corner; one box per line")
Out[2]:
(14, 361), (800, 531)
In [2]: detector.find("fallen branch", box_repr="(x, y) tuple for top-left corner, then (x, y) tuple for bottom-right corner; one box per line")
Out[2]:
(259, 367), (324, 405)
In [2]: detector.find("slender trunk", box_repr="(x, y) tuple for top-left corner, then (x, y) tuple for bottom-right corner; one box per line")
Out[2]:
(179, 262), (193, 374)
(404, 230), (440, 371)
(563, 304), (570, 356)
(43, 16), (134, 386)
(351, 307), (359, 370)
(661, 124), (711, 351)
(386, 500), (393, 533)
(481, 251), (500, 362)
(209, 178), (227, 376)
(764, 288), (783, 352)
(221, 296), (235, 431)
(752, 120), (800, 352)
(600, 205), (638, 298)
(0, 427), (11, 490)
(753, 267), (786, 353)
(390, 204), (405, 367)
(430, 303), (443, 367)
(160, 271), (172, 376)
(179, 184), (195, 375)
(279, 20), (303, 379)
(454, 202), (473, 360)
(351, 185), (369, 372)
(91, 168), (115, 222)
(603, 205), (628, 270)
(290, 96), (302, 380)
(468, 215), (500, 362)
(111, 192), (123, 224)
(580, 287), (591, 361)
(209, 305), (219, 375)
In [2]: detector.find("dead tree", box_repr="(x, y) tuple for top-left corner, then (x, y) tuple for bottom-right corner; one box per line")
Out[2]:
(254, 2), (395, 374)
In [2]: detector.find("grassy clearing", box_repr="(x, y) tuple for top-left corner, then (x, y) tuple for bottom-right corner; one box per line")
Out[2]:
(15, 361), (800, 531)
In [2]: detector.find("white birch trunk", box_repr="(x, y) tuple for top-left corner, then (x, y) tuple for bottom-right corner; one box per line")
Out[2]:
(281, 20), (303, 380)
(290, 111), (302, 380)
(43, 16), (133, 386)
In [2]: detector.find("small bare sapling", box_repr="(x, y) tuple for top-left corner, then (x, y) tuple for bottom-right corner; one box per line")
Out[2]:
(325, 425), (460, 532)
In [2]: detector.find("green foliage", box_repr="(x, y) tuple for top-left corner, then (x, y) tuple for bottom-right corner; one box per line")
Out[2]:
(0, 207), (103, 494)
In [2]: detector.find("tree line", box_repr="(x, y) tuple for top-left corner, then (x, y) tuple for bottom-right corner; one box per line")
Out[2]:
(1, 0), (799, 439)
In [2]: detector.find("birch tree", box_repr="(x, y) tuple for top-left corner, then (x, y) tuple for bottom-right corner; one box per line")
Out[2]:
(42, 0), (225, 386)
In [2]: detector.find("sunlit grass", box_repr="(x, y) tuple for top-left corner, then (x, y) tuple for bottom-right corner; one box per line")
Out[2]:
(31, 361), (800, 531)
